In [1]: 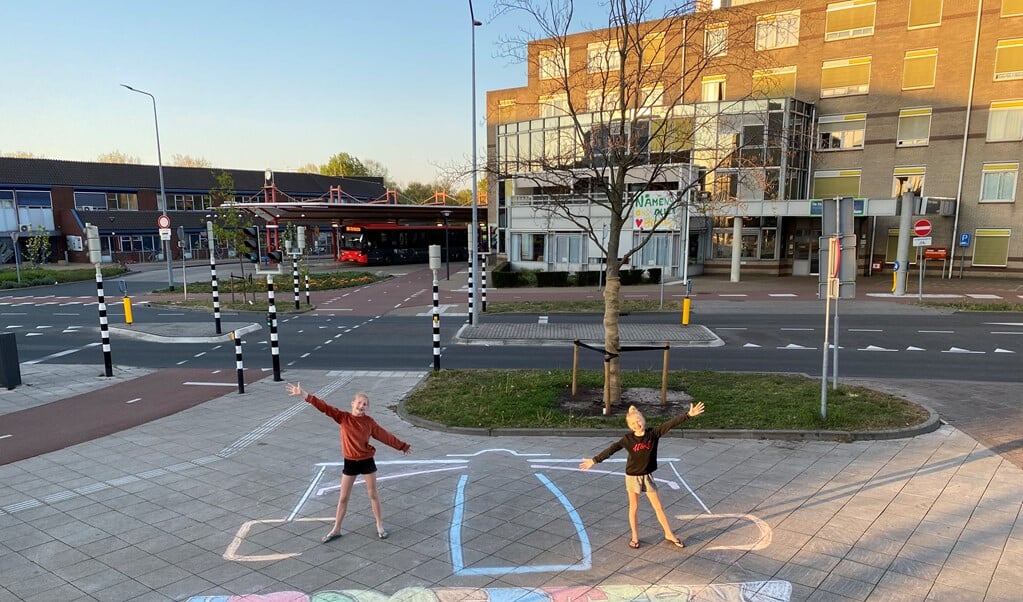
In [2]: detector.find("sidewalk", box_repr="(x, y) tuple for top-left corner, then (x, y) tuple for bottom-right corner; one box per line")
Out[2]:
(1, 269), (1022, 601)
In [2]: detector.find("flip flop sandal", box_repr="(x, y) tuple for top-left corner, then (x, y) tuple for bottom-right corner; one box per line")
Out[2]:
(378, 530), (389, 540)
(628, 539), (640, 549)
(665, 537), (685, 549)
(321, 532), (342, 543)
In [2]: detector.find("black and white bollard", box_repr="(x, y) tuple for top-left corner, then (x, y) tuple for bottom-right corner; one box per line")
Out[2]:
(480, 252), (487, 312)
(293, 259), (300, 310)
(232, 331), (245, 394)
(267, 274), (282, 382)
(467, 264), (474, 325)
(305, 273), (311, 306)
(432, 273), (441, 370)
(95, 266), (113, 377)
(210, 251), (222, 334)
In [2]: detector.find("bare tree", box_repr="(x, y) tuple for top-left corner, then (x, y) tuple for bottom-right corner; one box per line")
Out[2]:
(97, 150), (141, 164)
(494, 0), (774, 405)
(171, 154), (212, 168)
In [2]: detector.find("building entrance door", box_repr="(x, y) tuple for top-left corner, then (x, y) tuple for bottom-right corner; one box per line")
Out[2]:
(792, 228), (821, 276)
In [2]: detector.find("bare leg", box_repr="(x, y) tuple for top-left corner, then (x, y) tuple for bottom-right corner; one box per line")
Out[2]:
(325, 474), (356, 539)
(627, 491), (641, 543)
(646, 490), (680, 542)
(365, 472), (386, 536)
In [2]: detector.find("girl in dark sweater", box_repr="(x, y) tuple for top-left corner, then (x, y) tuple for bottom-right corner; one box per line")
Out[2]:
(579, 401), (704, 549)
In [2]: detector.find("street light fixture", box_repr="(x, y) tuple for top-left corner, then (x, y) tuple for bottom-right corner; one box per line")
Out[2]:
(121, 84), (174, 290)
(440, 210), (452, 280)
(469, 0), (482, 326)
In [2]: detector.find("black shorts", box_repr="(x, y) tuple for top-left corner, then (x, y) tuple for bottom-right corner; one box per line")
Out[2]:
(342, 457), (377, 476)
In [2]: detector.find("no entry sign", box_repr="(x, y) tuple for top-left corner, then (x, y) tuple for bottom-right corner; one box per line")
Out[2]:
(913, 219), (932, 236)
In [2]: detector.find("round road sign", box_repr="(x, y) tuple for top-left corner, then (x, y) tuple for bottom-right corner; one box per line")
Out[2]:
(913, 219), (932, 236)
(157, 214), (171, 229)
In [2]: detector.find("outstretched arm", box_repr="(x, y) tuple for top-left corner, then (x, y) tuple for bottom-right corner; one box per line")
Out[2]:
(288, 382), (344, 422)
(689, 401), (705, 417)
(656, 401), (707, 435)
(286, 382), (305, 397)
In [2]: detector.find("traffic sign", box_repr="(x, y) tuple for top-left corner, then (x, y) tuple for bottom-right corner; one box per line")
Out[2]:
(159, 228), (171, 241)
(913, 219), (932, 236)
(913, 236), (932, 247)
(158, 215), (171, 229)
(959, 232), (971, 247)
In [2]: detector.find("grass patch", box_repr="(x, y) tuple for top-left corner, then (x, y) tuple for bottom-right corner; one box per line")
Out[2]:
(184, 271), (383, 294)
(921, 301), (1023, 313)
(402, 369), (930, 432)
(0, 266), (129, 289)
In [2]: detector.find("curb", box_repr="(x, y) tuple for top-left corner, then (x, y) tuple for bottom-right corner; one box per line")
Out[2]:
(396, 399), (942, 442)
(108, 322), (262, 344)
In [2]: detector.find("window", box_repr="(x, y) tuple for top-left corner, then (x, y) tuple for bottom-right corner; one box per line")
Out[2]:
(106, 192), (138, 210)
(642, 32), (665, 65)
(821, 56), (871, 97)
(636, 233), (671, 266)
(980, 163), (1018, 202)
(639, 85), (664, 116)
(817, 113), (865, 150)
(171, 194), (212, 211)
(587, 40), (620, 73)
(813, 170), (861, 198)
(995, 39), (1023, 81)
(756, 10), (800, 50)
(892, 166), (925, 198)
(909, 0), (942, 28)
(587, 88), (619, 112)
(705, 23), (728, 57)
(1004, 0), (1023, 17)
(752, 66), (796, 97)
(987, 100), (1023, 141)
(897, 108), (932, 146)
(702, 75), (726, 102)
(512, 232), (547, 261)
(554, 234), (582, 263)
(539, 47), (568, 80)
(825, 1), (875, 41)
(903, 49), (938, 89)
(14, 190), (52, 207)
(539, 93), (569, 118)
(74, 191), (107, 209)
(973, 229), (1011, 267)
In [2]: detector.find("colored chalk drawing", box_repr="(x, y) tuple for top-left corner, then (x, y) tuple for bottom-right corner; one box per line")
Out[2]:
(631, 191), (680, 231)
(186, 583), (792, 602)
(218, 450), (787, 601)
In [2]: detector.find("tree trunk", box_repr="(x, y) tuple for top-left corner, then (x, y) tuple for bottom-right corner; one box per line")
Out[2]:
(602, 276), (622, 410)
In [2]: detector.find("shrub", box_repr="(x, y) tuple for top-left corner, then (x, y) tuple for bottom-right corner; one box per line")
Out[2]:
(575, 271), (601, 286)
(620, 268), (645, 285)
(536, 270), (568, 286)
(646, 268), (661, 284)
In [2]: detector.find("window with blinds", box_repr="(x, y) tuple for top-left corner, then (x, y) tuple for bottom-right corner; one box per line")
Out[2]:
(752, 66), (797, 97)
(756, 10), (801, 50)
(980, 163), (1018, 202)
(817, 113), (866, 150)
(987, 100), (1023, 141)
(539, 48), (569, 80)
(973, 229), (1010, 267)
(642, 32), (665, 65)
(813, 170), (861, 198)
(821, 56), (871, 97)
(897, 108), (932, 146)
(908, 0), (942, 28)
(995, 39), (1023, 81)
(825, 1), (875, 41)
(1003, 0), (1023, 17)
(903, 49), (938, 89)
(705, 23), (728, 57)
(702, 75), (726, 102)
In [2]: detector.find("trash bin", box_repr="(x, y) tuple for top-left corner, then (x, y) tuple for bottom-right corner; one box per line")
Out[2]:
(0, 332), (22, 390)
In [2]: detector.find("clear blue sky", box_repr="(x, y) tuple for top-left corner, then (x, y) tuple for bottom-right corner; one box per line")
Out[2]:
(0, 1), (660, 188)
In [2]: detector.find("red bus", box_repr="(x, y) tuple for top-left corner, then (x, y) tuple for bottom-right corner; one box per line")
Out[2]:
(338, 223), (470, 265)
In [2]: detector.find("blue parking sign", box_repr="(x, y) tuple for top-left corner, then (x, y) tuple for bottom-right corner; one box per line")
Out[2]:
(959, 233), (971, 247)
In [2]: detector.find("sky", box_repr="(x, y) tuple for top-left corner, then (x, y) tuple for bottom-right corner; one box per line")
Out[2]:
(0, 1), (676, 188)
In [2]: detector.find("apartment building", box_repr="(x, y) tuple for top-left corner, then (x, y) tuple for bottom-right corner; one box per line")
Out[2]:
(485, 0), (1023, 279)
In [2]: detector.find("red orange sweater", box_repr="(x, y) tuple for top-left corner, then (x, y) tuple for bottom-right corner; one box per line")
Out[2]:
(304, 393), (410, 460)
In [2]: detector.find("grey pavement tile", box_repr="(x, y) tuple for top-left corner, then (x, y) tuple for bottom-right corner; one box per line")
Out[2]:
(773, 563), (829, 589)
(5, 571), (72, 600)
(831, 558), (886, 586)
(22, 583), (90, 602)
(804, 588), (858, 601)
(864, 585), (926, 602)
(156, 574), (219, 601)
(925, 581), (987, 601)
(133, 564), (194, 590)
(92, 580), (167, 602)
(843, 546), (895, 571)
(888, 555), (942, 582)
(933, 565), (991, 595)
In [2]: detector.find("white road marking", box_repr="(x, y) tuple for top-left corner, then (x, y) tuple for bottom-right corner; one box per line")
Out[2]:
(182, 381), (238, 387)
(849, 328), (882, 332)
(995, 348), (1016, 353)
(942, 347), (985, 354)
(126, 398), (142, 404)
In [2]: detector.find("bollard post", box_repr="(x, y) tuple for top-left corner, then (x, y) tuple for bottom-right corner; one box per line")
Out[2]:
(305, 273), (310, 306)
(432, 271), (441, 371)
(232, 331), (245, 394)
(267, 274), (282, 382)
(122, 296), (133, 325)
(293, 258), (300, 310)
(95, 265), (113, 377)
(661, 343), (669, 405)
(682, 296), (691, 325)
(572, 341), (579, 396)
(480, 252), (487, 312)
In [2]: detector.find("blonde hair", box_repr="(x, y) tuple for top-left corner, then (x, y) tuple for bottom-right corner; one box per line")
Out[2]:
(626, 405), (644, 425)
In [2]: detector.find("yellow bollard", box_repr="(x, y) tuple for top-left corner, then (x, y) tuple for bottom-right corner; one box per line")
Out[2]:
(682, 296), (691, 325)
(123, 296), (133, 325)
(891, 271), (897, 293)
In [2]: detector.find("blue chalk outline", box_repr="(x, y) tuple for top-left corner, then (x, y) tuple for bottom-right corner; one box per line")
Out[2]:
(450, 473), (592, 575)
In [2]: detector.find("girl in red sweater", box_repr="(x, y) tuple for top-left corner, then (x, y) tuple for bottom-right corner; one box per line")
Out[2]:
(287, 383), (412, 542)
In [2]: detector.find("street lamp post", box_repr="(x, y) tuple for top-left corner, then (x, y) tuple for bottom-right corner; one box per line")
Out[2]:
(121, 84), (174, 290)
(469, 0), (482, 326)
(441, 210), (452, 280)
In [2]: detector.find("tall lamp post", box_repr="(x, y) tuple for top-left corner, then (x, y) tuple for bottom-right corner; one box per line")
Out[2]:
(441, 210), (452, 280)
(121, 84), (174, 290)
(469, 0), (482, 326)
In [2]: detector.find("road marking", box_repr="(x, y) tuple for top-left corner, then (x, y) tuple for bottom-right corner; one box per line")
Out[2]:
(769, 293), (798, 297)
(986, 322), (1023, 326)
(942, 347), (985, 354)
(906, 346), (926, 351)
(23, 342), (101, 364)
(991, 331), (1023, 335)
(781, 328), (813, 331)
(966, 293), (1003, 299)
(718, 327), (747, 330)
(995, 348), (1016, 353)
(849, 328), (882, 332)
(0, 434), (11, 440)
(182, 381), (238, 387)
(919, 330), (953, 333)
(860, 345), (897, 352)
(719, 293), (748, 297)
(744, 343), (761, 347)
(778, 344), (815, 350)
(126, 398), (142, 404)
